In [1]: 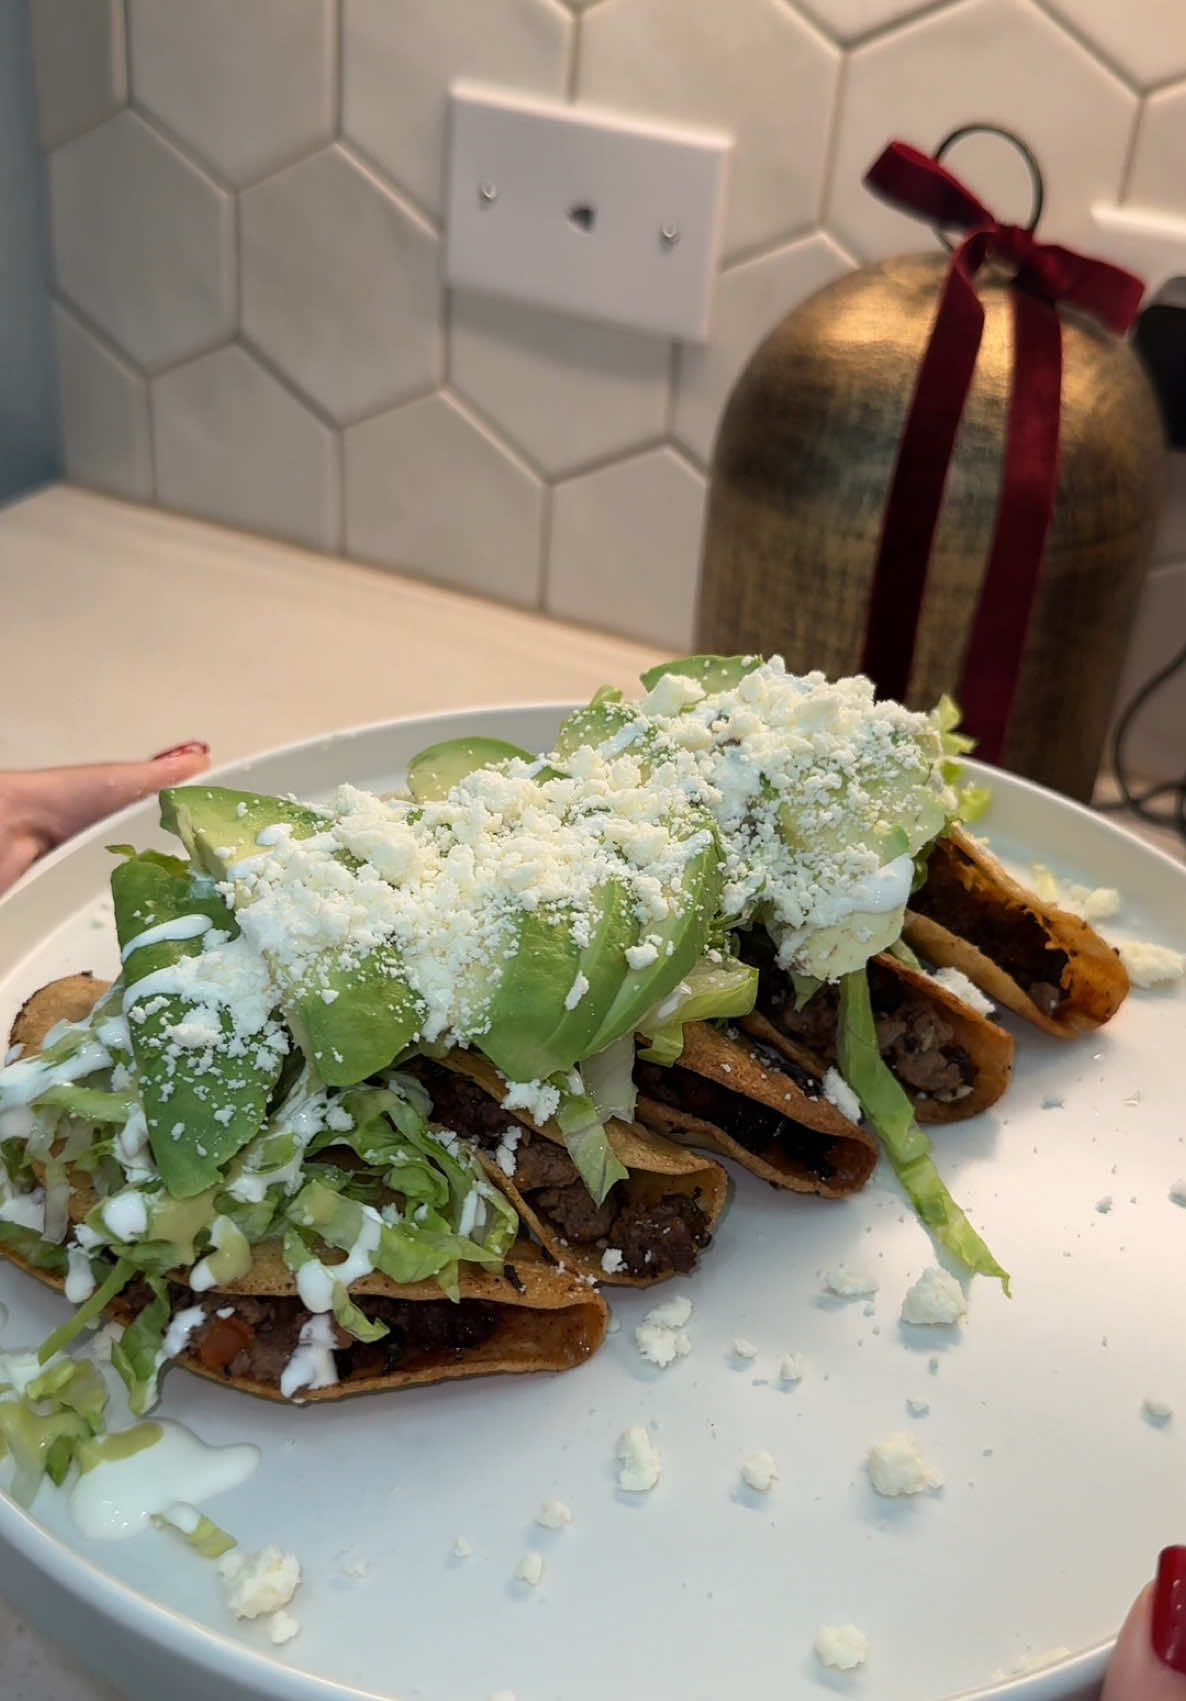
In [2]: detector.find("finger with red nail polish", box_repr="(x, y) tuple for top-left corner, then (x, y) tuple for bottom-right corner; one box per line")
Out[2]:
(151, 741), (211, 761)
(1102, 1550), (1186, 1699)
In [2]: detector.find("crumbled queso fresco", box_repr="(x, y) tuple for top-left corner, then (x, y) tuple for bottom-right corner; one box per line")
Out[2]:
(181, 661), (952, 1073)
(900, 1266), (967, 1326)
(867, 1432), (943, 1497)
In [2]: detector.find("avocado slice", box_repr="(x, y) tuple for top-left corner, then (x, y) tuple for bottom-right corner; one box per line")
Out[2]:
(406, 737), (535, 803)
(475, 906), (582, 1085)
(161, 787), (424, 1087)
(639, 654), (760, 695)
(111, 851), (282, 1198)
(585, 831), (723, 1056)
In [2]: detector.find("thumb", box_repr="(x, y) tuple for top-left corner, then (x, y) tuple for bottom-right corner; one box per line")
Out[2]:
(1102, 1551), (1186, 1701)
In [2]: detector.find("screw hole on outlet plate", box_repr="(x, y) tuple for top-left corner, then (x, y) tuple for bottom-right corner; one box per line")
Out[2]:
(567, 202), (596, 233)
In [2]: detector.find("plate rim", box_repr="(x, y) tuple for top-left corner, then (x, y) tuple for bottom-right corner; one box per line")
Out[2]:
(1, 701), (1180, 1701)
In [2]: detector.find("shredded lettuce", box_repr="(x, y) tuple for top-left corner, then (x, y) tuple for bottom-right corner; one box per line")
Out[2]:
(837, 968), (1010, 1293)
(0, 1221), (66, 1274)
(110, 1274), (171, 1414)
(38, 1259), (135, 1365)
(932, 693), (992, 824)
(637, 957), (757, 1065)
(580, 1034), (638, 1124)
(554, 1085), (628, 1205)
(155, 1506), (236, 1559)
(331, 1282), (389, 1344)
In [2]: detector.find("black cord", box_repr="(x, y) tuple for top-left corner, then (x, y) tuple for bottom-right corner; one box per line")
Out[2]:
(1098, 638), (1186, 844)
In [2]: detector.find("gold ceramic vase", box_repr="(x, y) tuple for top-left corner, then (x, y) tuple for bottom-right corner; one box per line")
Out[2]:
(697, 251), (1167, 799)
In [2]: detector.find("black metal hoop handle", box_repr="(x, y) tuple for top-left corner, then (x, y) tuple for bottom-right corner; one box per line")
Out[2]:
(933, 123), (1045, 252)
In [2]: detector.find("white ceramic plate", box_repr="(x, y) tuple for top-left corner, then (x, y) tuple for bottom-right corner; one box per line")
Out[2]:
(2, 706), (1185, 1701)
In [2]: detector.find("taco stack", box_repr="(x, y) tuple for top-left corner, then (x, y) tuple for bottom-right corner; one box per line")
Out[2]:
(2, 979), (606, 1405)
(904, 826), (1130, 1036)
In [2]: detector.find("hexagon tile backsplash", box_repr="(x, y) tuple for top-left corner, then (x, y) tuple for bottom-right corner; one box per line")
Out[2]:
(31, 0), (1186, 699)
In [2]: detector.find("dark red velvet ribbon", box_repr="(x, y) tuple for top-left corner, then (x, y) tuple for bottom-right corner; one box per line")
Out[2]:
(857, 140), (1145, 763)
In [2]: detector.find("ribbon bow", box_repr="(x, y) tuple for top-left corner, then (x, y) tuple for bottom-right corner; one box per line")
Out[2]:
(857, 140), (1145, 764)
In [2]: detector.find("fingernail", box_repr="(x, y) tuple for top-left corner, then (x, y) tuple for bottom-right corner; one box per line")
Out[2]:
(1152, 1546), (1186, 1674)
(150, 741), (210, 761)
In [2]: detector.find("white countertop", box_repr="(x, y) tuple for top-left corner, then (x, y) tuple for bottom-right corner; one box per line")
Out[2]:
(0, 486), (1179, 1701)
(0, 483), (665, 1701)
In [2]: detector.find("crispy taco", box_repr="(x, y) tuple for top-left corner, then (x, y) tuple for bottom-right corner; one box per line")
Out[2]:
(738, 934), (1015, 1123)
(1, 979), (606, 1407)
(903, 826), (1130, 1036)
(411, 1053), (729, 1285)
(633, 1022), (879, 1196)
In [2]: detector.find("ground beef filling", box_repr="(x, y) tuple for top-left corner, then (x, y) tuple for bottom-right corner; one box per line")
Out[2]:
(633, 1060), (839, 1182)
(747, 942), (978, 1102)
(911, 851), (1068, 1015)
(413, 1061), (709, 1277)
(119, 1277), (498, 1388)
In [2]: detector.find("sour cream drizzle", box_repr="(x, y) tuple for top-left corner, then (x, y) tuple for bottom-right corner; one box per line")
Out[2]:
(120, 914), (214, 962)
(69, 1420), (259, 1542)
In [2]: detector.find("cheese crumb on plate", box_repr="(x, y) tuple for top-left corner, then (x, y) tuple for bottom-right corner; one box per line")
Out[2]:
(900, 1266), (967, 1325)
(740, 1450), (779, 1492)
(867, 1432), (943, 1497)
(617, 1426), (661, 1493)
(536, 1499), (573, 1529)
(814, 1624), (869, 1670)
(217, 1546), (301, 1620)
(824, 1266), (879, 1299)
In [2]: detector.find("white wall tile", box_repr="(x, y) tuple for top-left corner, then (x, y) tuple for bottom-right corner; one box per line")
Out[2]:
(828, 0), (1138, 261)
(1128, 82), (1186, 218)
(342, 0), (571, 219)
(53, 302), (152, 500)
(29, 0), (125, 150)
(797, 0), (945, 45)
(152, 344), (338, 551)
(241, 145), (442, 425)
(128, 0), (334, 186)
(345, 392), (544, 605)
(1042, 0), (1186, 90)
(48, 110), (234, 371)
(450, 290), (670, 476)
(579, 0), (840, 261)
(673, 231), (855, 465)
(547, 446), (705, 645)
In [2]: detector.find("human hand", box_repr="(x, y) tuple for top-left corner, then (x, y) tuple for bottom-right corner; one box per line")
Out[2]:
(1102, 1549), (1186, 1700)
(0, 743), (210, 895)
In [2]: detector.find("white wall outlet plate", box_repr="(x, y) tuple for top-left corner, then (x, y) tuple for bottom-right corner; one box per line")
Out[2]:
(445, 82), (732, 343)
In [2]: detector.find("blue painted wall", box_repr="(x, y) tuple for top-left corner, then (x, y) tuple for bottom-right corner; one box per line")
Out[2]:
(0, 0), (60, 504)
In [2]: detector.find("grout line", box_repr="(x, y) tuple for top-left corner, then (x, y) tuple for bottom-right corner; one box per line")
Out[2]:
(231, 182), (243, 333)
(336, 137), (443, 234)
(51, 292), (143, 375)
(663, 340), (680, 436)
(333, 0), (344, 136)
(722, 220), (817, 274)
(236, 332), (344, 431)
(1026, 0), (1142, 96)
(442, 385), (550, 483)
(1118, 98), (1147, 203)
(552, 433), (669, 486)
(816, 40), (849, 231)
(236, 135), (337, 195)
(345, 380), (442, 433)
(143, 367), (159, 500)
(121, 0), (133, 100)
(846, 0), (962, 52)
(537, 482), (554, 610)
(567, 8), (582, 101)
(129, 100), (236, 194)
(332, 424), (347, 556)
